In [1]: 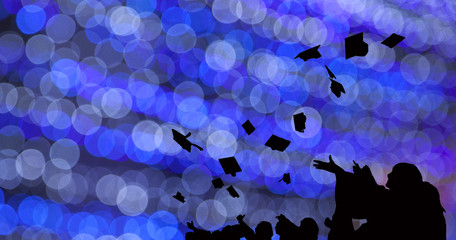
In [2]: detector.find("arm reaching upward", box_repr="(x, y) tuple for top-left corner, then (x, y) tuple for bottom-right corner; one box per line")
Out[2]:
(313, 155), (345, 175)
(237, 215), (255, 240)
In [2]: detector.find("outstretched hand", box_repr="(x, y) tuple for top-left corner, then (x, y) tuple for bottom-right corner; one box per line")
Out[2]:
(313, 155), (343, 174)
(187, 221), (195, 230)
(353, 160), (361, 174)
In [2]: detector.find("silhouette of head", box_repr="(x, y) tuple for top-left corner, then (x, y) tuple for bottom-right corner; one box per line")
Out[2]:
(299, 218), (319, 240)
(255, 221), (273, 239)
(386, 163), (423, 191)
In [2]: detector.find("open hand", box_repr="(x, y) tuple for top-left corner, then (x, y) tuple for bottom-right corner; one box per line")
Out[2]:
(187, 221), (195, 230)
(353, 160), (361, 174)
(313, 155), (343, 174)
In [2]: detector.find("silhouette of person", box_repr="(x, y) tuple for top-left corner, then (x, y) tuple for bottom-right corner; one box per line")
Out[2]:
(275, 214), (319, 240)
(299, 217), (319, 240)
(237, 215), (273, 240)
(275, 214), (299, 240)
(314, 156), (446, 240)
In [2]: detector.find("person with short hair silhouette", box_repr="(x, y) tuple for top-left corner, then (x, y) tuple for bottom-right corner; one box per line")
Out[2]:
(237, 214), (273, 240)
(275, 214), (299, 240)
(314, 156), (446, 240)
(299, 217), (319, 240)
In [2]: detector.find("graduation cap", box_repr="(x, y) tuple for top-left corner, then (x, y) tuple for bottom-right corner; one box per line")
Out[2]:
(265, 135), (290, 152)
(242, 120), (255, 135)
(294, 45), (321, 61)
(219, 157), (242, 177)
(172, 129), (203, 152)
(293, 113), (306, 133)
(325, 65), (345, 98)
(330, 79), (346, 98)
(381, 33), (405, 48)
(212, 178), (224, 189)
(345, 33), (368, 59)
(279, 173), (291, 184)
(325, 65), (336, 80)
(226, 185), (239, 198)
(173, 192), (185, 203)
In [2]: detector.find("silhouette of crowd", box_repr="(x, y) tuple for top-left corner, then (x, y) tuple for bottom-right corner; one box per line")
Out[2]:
(314, 156), (446, 240)
(186, 156), (446, 240)
(186, 214), (318, 240)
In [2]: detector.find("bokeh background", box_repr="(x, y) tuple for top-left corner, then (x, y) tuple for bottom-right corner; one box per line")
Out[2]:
(0, 0), (455, 239)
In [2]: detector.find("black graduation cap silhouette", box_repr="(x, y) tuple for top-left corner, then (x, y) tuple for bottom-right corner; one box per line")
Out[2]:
(212, 178), (224, 189)
(173, 192), (185, 203)
(242, 120), (255, 135)
(330, 80), (346, 98)
(293, 112), (307, 133)
(172, 129), (203, 152)
(265, 135), (290, 152)
(219, 157), (242, 177)
(325, 65), (345, 98)
(227, 185), (239, 198)
(381, 33), (405, 48)
(279, 173), (291, 184)
(294, 45), (321, 61)
(345, 33), (368, 59)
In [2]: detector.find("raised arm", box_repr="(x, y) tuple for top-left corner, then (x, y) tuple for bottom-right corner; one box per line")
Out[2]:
(237, 215), (255, 240)
(313, 155), (346, 176)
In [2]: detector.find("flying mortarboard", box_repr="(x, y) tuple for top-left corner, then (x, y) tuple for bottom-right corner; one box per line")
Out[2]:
(345, 33), (368, 59)
(294, 45), (321, 61)
(172, 129), (203, 152)
(219, 157), (242, 177)
(212, 178), (224, 189)
(330, 79), (346, 98)
(324, 65), (346, 98)
(242, 120), (255, 135)
(265, 135), (290, 152)
(279, 173), (291, 184)
(381, 33), (405, 48)
(227, 185), (240, 198)
(173, 192), (185, 203)
(293, 113), (307, 133)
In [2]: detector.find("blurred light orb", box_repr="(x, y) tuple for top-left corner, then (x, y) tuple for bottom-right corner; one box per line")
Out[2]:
(50, 138), (80, 168)
(0, 33), (24, 64)
(25, 34), (55, 64)
(116, 185), (148, 216)
(0, 204), (18, 235)
(16, 5), (46, 34)
(109, 6), (141, 36)
(16, 149), (45, 180)
(46, 14), (76, 43)
(101, 88), (133, 119)
(132, 120), (163, 152)
(71, 104), (103, 135)
(205, 40), (237, 71)
(182, 164), (212, 195)
(166, 24), (197, 53)
(96, 174), (126, 206)
(196, 199), (227, 231)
